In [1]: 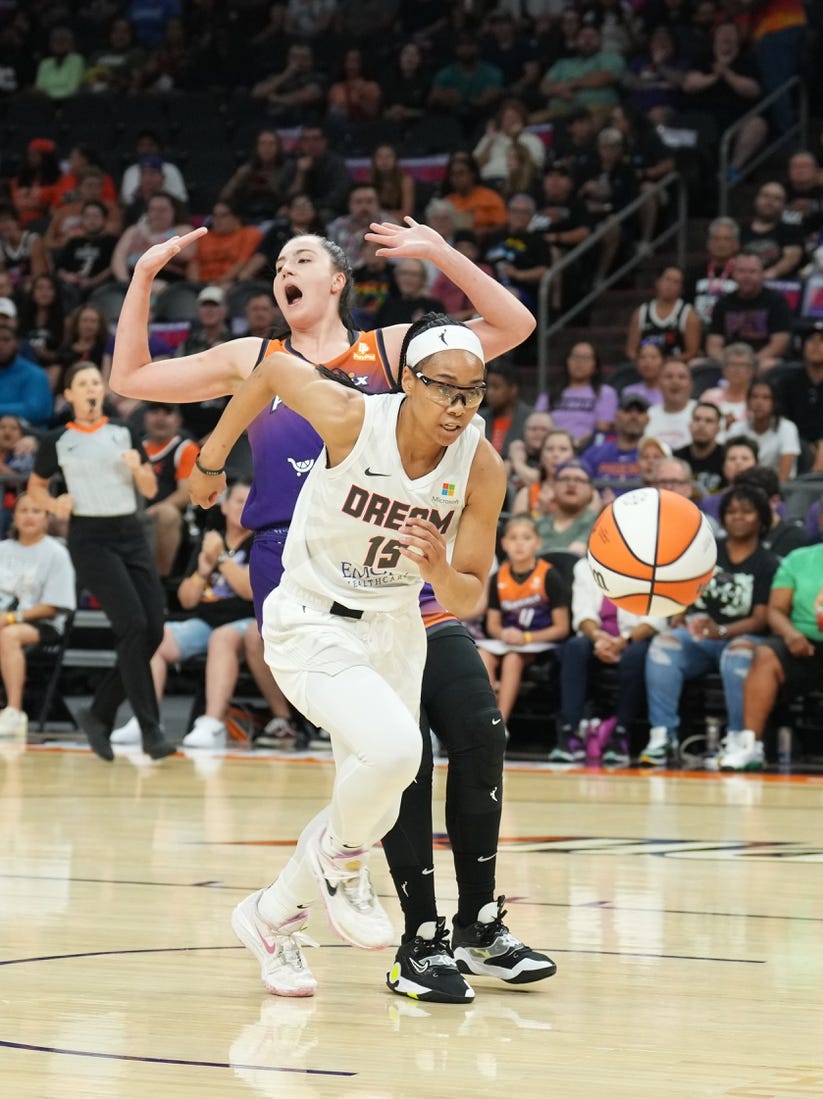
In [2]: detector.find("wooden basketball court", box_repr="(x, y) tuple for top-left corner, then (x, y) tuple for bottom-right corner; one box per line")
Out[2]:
(1, 742), (821, 1098)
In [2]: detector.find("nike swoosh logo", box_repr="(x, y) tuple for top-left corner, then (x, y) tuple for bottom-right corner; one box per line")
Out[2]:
(422, 867), (434, 875)
(257, 930), (279, 955)
(322, 877), (338, 897)
(492, 718), (502, 726)
(364, 467), (391, 477)
(477, 854), (496, 862)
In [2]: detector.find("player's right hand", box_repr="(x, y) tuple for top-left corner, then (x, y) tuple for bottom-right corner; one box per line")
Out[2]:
(133, 227), (207, 279)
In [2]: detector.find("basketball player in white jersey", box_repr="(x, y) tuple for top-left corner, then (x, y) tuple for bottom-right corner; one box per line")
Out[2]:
(191, 315), (505, 994)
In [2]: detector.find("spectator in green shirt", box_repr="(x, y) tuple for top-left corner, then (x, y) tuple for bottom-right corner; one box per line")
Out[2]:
(724, 545), (823, 770)
(34, 26), (85, 100)
(538, 24), (625, 124)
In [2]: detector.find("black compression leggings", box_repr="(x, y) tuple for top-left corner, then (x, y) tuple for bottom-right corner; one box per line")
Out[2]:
(381, 622), (507, 938)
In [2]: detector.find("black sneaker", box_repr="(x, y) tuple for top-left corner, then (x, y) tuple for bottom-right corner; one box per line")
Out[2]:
(386, 917), (475, 1004)
(548, 728), (585, 763)
(452, 897), (557, 985)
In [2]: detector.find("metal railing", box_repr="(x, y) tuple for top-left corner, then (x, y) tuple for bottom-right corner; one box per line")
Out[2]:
(718, 75), (808, 216)
(535, 171), (687, 395)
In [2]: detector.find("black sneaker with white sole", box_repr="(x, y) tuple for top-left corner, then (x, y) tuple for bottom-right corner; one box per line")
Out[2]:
(452, 896), (557, 984)
(387, 917), (475, 1004)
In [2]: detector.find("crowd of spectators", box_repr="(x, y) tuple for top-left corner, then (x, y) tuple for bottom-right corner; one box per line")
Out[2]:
(0, 0), (821, 767)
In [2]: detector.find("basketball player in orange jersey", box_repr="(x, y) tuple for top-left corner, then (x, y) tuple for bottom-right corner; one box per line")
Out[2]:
(112, 220), (557, 1002)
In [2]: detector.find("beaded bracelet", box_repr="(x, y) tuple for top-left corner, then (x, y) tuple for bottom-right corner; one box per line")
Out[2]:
(195, 456), (225, 477)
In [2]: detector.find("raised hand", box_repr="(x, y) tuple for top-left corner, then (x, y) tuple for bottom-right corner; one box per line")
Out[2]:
(365, 217), (447, 261)
(133, 227), (207, 280)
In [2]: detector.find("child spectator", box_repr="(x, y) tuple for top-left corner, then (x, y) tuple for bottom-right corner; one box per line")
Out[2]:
(476, 515), (570, 729)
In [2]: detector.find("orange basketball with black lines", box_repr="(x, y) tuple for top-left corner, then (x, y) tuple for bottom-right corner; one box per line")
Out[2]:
(587, 488), (717, 616)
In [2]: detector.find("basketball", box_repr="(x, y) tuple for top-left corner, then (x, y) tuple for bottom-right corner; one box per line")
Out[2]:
(586, 487), (717, 616)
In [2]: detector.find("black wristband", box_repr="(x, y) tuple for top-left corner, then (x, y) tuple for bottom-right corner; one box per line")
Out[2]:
(195, 456), (225, 477)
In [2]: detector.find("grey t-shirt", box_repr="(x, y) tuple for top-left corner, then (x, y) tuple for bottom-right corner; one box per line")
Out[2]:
(0, 535), (76, 633)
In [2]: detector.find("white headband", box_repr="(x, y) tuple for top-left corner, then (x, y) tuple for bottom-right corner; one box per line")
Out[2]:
(405, 325), (485, 369)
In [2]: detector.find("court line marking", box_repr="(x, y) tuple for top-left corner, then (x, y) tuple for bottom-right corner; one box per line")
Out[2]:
(0, 1038), (355, 1076)
(0, 944), (762, 968)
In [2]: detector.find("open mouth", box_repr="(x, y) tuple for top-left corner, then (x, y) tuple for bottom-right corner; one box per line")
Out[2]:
(284, 285), (303, 306)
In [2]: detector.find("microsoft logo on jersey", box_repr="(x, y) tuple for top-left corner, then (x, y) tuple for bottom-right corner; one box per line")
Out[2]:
(440, 483), (456, 497)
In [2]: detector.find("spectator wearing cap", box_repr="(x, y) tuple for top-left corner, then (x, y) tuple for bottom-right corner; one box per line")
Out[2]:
(538, 22), (626, 125)
(428, 33), (503, 130)
(185, 201), (262, 289)
(646, 359), (697, 450)
(706, 253), (792, 372)
(637, 435), (672, 486)
(9, 142), (61, 230)
(124, 155), (169, 226)
(34, 25), (85, 99)
(535, 459), (598, 555)
(674, 401), (727, 495)
(0, 206), (50, 292)
(0, 325), (52, 429)
(0, 297), (42, 369)
(140, 401), (199, 576)
(119, 131), (188, 207)
(581, 392), (650, 494)
(173, 287), (233, 442)
(779, 323), (823, 462)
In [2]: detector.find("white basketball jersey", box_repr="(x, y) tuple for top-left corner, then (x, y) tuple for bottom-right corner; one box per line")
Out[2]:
(281, 392), (481, 612)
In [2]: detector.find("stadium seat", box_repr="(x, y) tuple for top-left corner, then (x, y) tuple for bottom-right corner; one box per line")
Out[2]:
(690, 363), (722, 396)
(226, 279), (273, 319)
(88, 283), (127, 325)
(605, 363), (641, 393)
(153, 281), (201, 323)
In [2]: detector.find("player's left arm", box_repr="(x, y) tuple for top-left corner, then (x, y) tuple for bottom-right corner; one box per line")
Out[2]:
(400, 439), (506, 619)
(367, 218), (536, 363)
(192, 352), (364, 507)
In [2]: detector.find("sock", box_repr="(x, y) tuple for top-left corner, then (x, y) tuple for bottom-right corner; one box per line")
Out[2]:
(257, 880), (311, 929)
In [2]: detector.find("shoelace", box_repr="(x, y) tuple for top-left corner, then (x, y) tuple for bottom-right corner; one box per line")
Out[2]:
(279, 929), (319, 969)
(338, 865), (378, 913)
(412, 920), (456, 969)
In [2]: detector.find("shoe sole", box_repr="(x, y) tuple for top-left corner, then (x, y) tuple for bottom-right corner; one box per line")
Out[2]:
(231, 900), (316, 998)
(306, 837), (394, 951)
(386, 967), (475, 1004)
(454, 954), (557, 984)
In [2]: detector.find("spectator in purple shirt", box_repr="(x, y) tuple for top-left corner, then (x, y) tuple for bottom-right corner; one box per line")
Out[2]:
(581, 392), (650, 495)
(547, 341), (618, 450)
